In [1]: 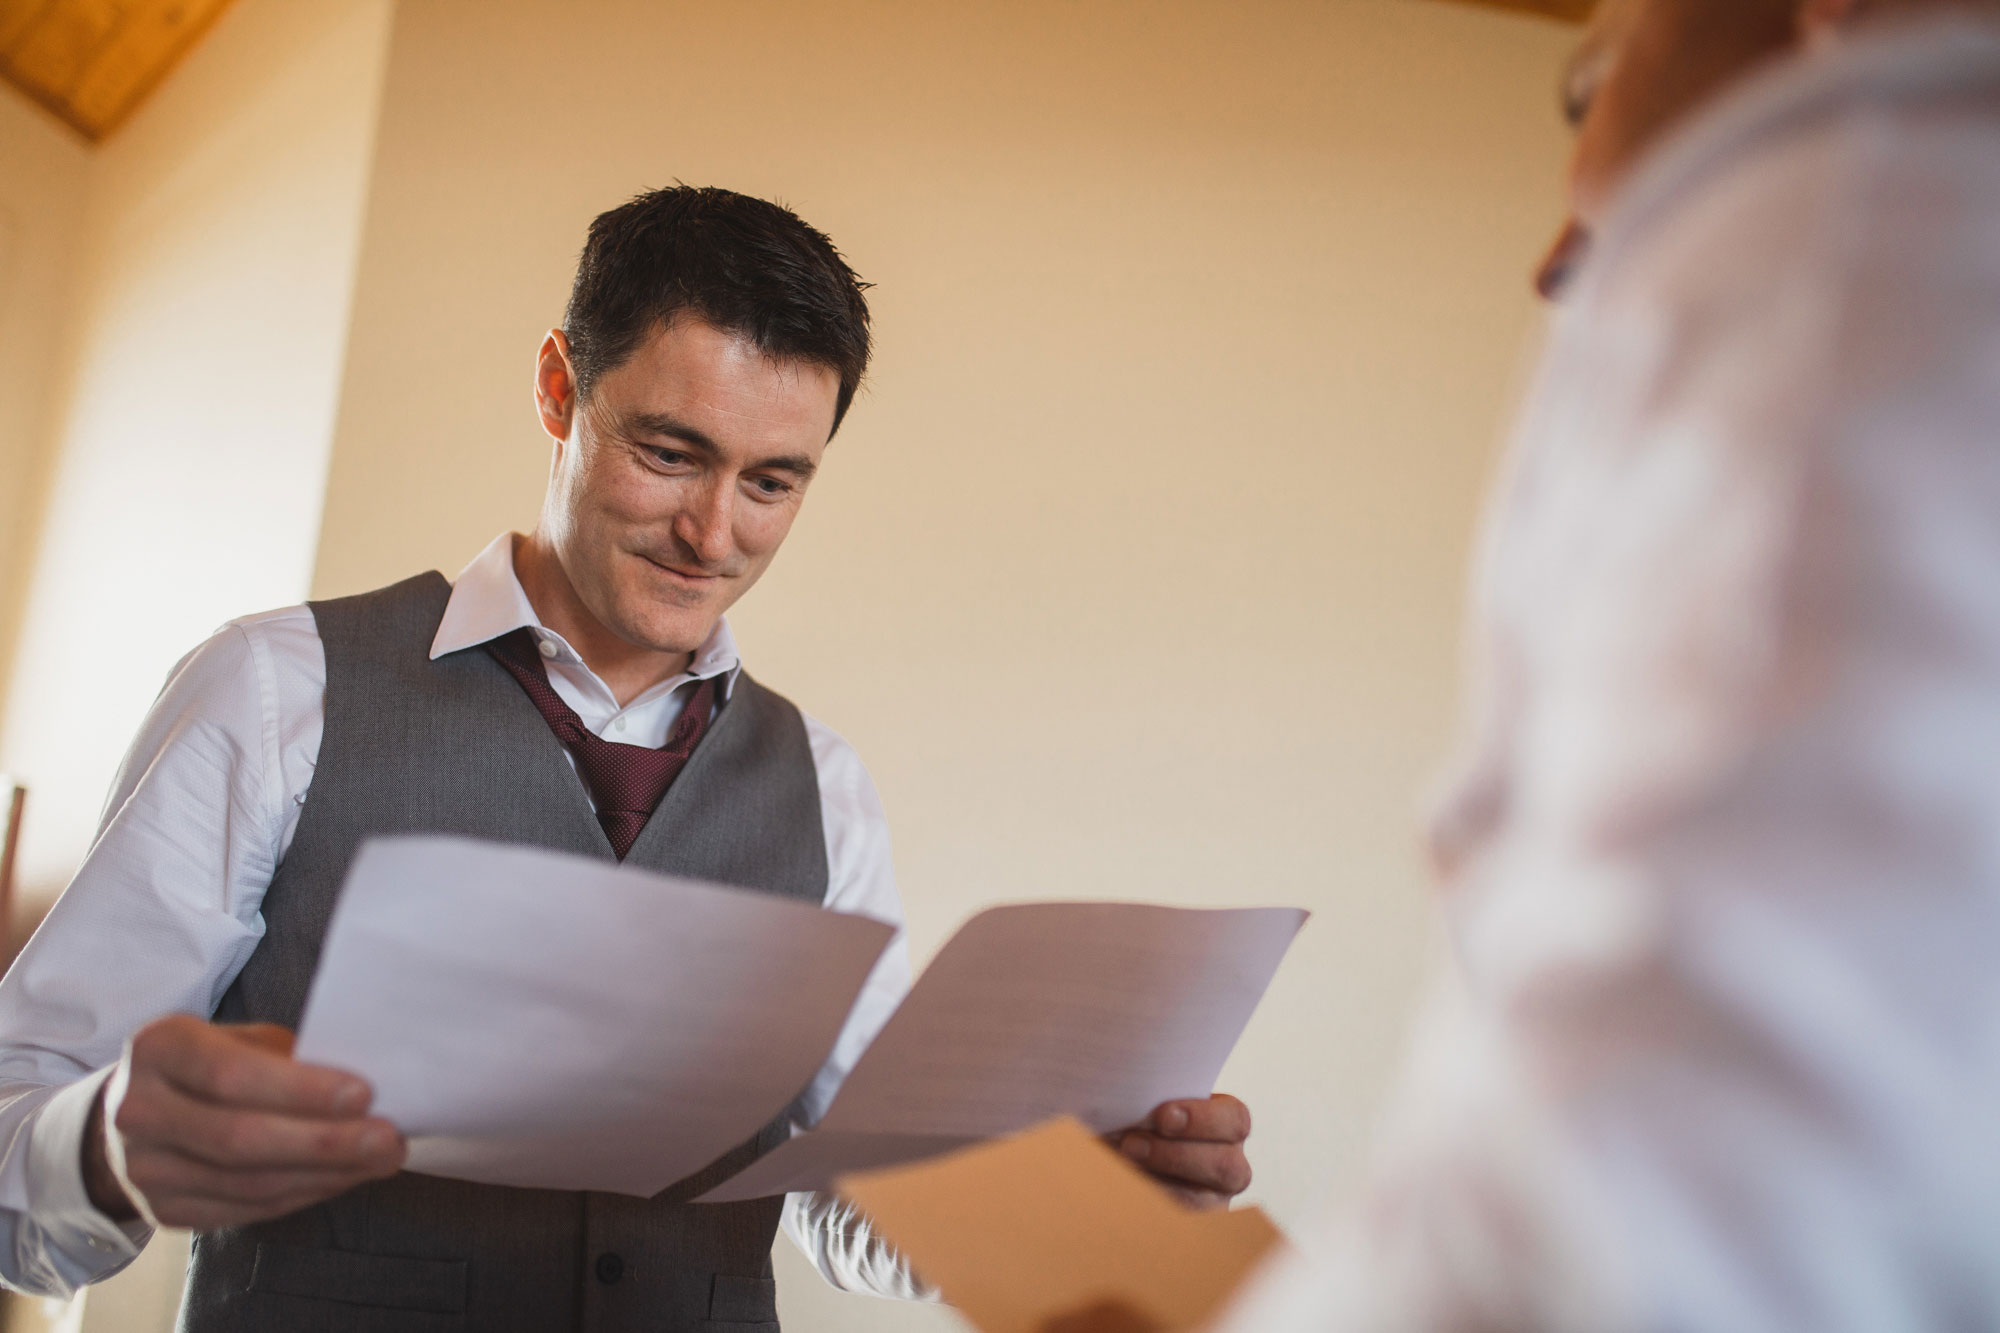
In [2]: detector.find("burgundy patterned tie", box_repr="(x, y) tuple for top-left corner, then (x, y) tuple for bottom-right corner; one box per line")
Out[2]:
(486, 628), (716, 859)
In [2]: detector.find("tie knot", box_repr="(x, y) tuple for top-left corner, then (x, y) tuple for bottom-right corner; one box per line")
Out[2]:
(484, 632), (717, 860)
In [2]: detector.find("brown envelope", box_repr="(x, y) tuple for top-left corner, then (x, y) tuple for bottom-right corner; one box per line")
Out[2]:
(835, 1117), (1286, 1333)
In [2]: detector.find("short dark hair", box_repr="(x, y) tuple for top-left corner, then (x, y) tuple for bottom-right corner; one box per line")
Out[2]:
(563, 185), (873, 434)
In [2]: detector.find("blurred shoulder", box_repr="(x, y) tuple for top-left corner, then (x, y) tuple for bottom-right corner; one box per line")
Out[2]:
(1595, 19), (2000, 317)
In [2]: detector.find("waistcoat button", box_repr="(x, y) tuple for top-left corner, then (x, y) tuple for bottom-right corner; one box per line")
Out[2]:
(595, 1252), (625, 1285)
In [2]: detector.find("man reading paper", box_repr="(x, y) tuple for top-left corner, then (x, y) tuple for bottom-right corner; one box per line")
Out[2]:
(0, 187), (1252, 1330)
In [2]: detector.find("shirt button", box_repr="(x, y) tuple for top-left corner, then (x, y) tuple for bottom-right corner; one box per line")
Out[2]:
(537, 638), (559, 659)
(611, 717), (627, 733)
(595, 1252), (625, 1285)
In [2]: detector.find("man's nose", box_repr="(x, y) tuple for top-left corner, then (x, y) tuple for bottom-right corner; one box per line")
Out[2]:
(675, 480), (734, 566)
(1535, 219), (1592, 302)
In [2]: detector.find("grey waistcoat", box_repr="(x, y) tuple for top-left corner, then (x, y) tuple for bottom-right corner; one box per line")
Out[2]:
(178, 572), (829, 1333)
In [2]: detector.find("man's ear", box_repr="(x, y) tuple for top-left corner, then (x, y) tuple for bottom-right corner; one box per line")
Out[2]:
(535, 329), (578, 444)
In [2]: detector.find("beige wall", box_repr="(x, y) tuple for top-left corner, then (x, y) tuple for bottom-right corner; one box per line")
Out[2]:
(0, 87), (90, 753)
(0, 0), (396, 907)
(0, 1), (1578, 1328)
(312, 2), (1575, 1329)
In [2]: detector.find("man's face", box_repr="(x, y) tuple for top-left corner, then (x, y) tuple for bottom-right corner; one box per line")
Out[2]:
(1536, 0), (1801, 298)
(535, 317), (839, 655)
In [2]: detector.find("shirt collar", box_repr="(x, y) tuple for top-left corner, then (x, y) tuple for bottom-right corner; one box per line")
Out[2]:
(428, 533), (742, 693)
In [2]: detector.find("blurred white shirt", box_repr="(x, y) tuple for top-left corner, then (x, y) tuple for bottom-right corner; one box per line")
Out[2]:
(0, 533), (923, 1301)
(1221, 18), (2000, 1332)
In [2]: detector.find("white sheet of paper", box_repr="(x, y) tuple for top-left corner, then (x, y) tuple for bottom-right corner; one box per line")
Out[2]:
(699, 901), (1306, 1202)
(293, 835), (896, 1197)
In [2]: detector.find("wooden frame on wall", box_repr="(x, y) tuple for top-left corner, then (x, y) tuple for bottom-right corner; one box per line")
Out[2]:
(0, 0), (237, 142)
(0, 780), (21, 953)
(1449, 0), (1596, 22)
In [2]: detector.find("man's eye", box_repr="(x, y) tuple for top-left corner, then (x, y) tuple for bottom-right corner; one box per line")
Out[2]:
(647, 447), (689, 468)
(749, 476), (790, 498)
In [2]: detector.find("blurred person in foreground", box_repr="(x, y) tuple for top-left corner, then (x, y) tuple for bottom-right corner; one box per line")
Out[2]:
(0, 186), (1254, 1330)
(1211, 0), (2000, 1329)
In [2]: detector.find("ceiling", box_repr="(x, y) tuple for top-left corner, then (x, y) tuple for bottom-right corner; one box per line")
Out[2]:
(0, 0), (235, 141)
(0, 0), (1585, 146)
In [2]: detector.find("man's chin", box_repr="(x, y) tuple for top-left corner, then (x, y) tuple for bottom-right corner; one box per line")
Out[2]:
(609, 605), (722, 659)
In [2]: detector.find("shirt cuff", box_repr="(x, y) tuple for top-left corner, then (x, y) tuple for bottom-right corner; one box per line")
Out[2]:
(25, 1068), (151, 1268)
(783, 1188), (938, 1301)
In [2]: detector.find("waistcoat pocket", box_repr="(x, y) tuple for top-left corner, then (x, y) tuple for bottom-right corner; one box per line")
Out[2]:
(248, 1242), (469, 1314)
(709, 1272), (778, 1322)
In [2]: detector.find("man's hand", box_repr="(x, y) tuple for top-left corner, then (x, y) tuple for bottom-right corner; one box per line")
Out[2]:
(1040, 1299), (1163, 1333)
(1112, 1093), (1253, 1211)
(83, 1016), (406, 1230)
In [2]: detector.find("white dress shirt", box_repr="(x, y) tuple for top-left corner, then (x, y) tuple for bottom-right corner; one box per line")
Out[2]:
(1220, 18), (2000, 1332)
(0, 533), (924, 1301)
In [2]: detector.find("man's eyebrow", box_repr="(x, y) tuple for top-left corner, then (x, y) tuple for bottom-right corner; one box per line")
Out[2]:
(756, 453), (819, 480)
(626, 412), (720, 454)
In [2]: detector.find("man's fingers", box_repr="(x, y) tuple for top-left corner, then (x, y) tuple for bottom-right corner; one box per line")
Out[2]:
(1108, 1094), (1255, 1206)
(1041, 1300), (1168, 1332)
(1146, 1093), (1251, 1144)
(221, 1023), (298, 1058)
(1159, 1184), (1230, 1213)
(128, 1141), (397, 1212)
(117, 1083), (402, 1173)
(104, 1017), (401, 1232)
(1118, 1132), (1253, 1197)
(135, 1016), (371, 1117)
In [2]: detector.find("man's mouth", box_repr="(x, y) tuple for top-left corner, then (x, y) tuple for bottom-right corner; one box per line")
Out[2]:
(639, 553), (725, 584)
